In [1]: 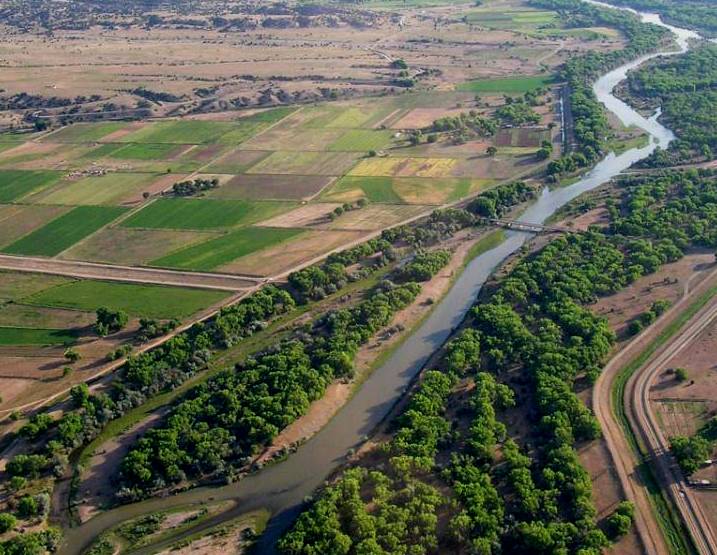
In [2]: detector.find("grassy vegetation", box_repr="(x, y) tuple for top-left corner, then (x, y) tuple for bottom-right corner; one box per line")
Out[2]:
(326, 176), (403, 203)
(0, 326), (78, 346)
(456, 75), (553, 93)
(247, 150), (359, 175)
(2, 205), (127, 256)
(122, 198), (293, 230)
(24, 280), (228, 319)
(465, 9), (558, 29)
(464, 230), (506, 267)
(108, 143), (183, 160)
(0, 271), (71, 301)
(0, 170), (63, 202)
(44, 122), (129, 143)
(329, 130), (394, 152)
(152, 226), (303, 270)
(38, 172), (160, 206)
(117, 121), (237, 145)
(349, 157), (457, 178)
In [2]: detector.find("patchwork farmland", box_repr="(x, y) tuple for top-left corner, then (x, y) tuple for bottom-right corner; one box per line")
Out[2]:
(0, 78), (558, 415)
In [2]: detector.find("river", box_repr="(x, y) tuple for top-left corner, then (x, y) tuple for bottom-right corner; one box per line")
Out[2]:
(57, 5), (703, 554)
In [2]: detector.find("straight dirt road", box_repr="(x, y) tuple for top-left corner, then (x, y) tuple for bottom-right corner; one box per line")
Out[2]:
(594, 264), (717, 555)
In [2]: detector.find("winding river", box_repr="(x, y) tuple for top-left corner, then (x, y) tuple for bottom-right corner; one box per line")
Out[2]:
(58, 5), (703, 554)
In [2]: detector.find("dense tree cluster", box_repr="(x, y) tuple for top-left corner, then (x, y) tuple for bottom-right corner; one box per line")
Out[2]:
(624, 45), (717, 165)
(531, 0), (668, 176)
(171, 178), (219, 197)
(118, 281), (424, 498)
(607, 0), (717, 37)
(396, 250), (451, 282)
(495, 100), (541, 126)
(467, 181), (536, 218)
(429, 110), (498, 144)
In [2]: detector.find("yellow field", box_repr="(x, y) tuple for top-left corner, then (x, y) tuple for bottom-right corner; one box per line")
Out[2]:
(348, 157), (458, 178)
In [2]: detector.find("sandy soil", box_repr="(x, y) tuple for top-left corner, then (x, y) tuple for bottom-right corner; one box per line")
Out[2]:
(321, 204), (431, 232)
(255, 203), (341, 229)
(77, 409), (168, 522)
(219, 230), (365, 277)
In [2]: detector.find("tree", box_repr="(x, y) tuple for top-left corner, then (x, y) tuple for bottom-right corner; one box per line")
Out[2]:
(486, 145), (498, 156)
(95, 307), (129, 336)
(670, 435), (710, 475)
(606, 501), (634, 539)
(674, 367), (688, 381)
(64, 347), (81, 364)
(17, 495), (39, 518)
(0, 513), (17, 533)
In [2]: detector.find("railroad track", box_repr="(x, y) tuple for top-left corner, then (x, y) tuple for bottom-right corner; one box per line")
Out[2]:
(627, 298), (717, 555)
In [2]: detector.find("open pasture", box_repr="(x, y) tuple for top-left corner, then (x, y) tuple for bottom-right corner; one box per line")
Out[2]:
(2, 205), (127, 256)
(208, 175), (333, 201)
(33, 172), (159, 206)
(465, 8), (558, 29)
(152, 226), (303, 271)
(122, 198), (293, 230)
(220, 229), (366, 276)
(0, 204), (70, 248)
(246, 151), (359, 176)
(0, 169), (63, 202)
(348, 157), (457, 178)
(60, 227), (221, 266)
(24, 280), (228, 319)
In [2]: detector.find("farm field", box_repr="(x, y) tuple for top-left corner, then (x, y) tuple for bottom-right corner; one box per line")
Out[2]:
(2, 205), (127, 256)
(246, 151), (359, 176)
(322, 176), (493, 204)
(44, 122), (130, 144)
(0, 169), (63, 202)
(24, 280), (229, 319)
(220, 229), (366, 276)
(59, 228), (221, 266)
(122, 198), (294, 230)
(0, 204), (70, 248)
(456, 75), (554, 93)
(349, 157), (457, 178)
(32, 172), (159, 206)
(208, 174), (334, 201)
(0, 327), (78, 346)
(153, 226), (304, 271)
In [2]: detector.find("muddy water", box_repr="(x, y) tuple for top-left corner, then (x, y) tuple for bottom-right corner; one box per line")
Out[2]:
(58, 5), (703, 554)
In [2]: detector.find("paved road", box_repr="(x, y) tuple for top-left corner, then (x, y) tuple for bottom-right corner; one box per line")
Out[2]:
(594, 265), (717, 555)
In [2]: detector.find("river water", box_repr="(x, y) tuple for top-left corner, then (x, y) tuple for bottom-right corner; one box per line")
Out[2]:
(58, 5), (702, 554)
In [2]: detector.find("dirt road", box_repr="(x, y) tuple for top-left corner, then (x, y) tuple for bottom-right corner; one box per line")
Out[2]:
(0, 254), (260, 291)
(594, 265), (717, 555)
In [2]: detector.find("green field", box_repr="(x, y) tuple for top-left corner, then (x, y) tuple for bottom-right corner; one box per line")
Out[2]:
(323, 175), (491, 204)
(3, 205), (127, 256)
(456, 75), (553, 93)
(0, 170), (63, 202)
(326, 176), (403, 203)
(329, 130), (394, 152)
(0, 271), (72, 302)
(25, 280), (228, 319)
(118, 121), (238, 145)
(122, 198), (292, 230)
(0, 326), (78, 346)
(37, 172), (159, 206)
(153, 226), (303, 271)
(107, 143), (184, 160)
(465, 9), (558, 29)
(43, 122), (129, 143)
